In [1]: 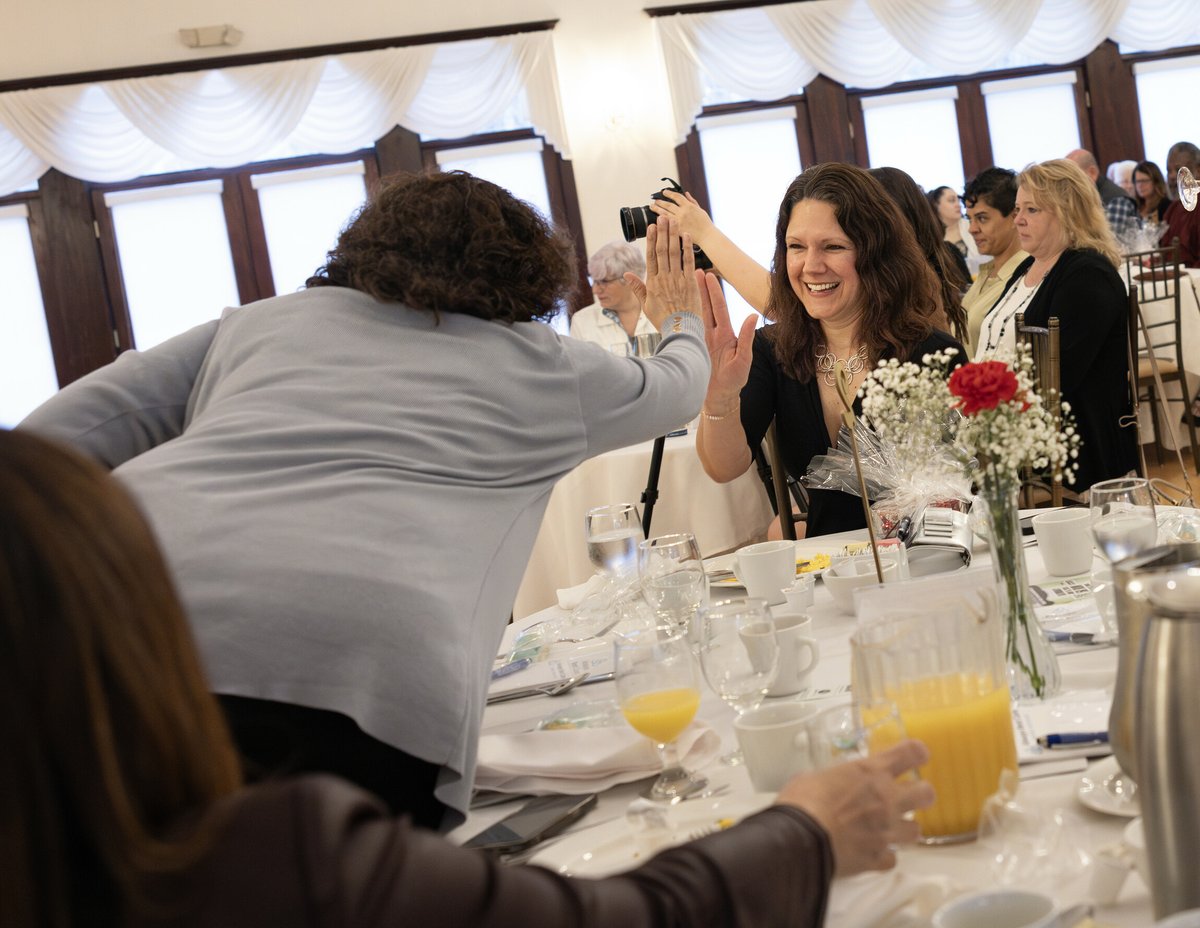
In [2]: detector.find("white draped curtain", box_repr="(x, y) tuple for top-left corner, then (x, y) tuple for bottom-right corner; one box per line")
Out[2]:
(657, 0), (1200, 144)
(0, 30), (570, 198)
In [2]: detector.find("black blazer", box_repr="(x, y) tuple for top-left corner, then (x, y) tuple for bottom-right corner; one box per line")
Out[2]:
(996, 249), (1138, 489)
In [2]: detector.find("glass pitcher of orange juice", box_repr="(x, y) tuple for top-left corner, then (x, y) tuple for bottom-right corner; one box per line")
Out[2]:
(851, 584), (1017, 844)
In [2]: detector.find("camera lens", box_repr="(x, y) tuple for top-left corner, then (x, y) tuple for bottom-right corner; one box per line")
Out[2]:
(619, 205), (655, 243)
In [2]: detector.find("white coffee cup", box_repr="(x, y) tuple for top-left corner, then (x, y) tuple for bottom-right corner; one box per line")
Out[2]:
(1031, 508), (1095, 577)
(932, 889), (1056, 928)
(733, 701), (821, 792)
(733, 540), (796, 605)
(764, 611), (820, 697)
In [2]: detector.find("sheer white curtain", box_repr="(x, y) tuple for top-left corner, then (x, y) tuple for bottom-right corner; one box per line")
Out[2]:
(0, 30), (570, 197)
(656, 0), (1200, 145)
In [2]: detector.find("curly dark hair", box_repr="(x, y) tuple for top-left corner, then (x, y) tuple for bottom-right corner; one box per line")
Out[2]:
(307, 170), (577, 324)
(870, 166), (967, 342)
(963, 166), (1018, 215)
(764, 163), (941, 381)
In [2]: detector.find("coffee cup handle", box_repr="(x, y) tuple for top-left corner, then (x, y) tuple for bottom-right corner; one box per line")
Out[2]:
(795, 637), (820, 676)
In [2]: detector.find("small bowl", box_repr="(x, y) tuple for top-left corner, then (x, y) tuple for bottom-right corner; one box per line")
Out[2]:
(823, 557), (897, 613)
(932, 889), (1055, 928)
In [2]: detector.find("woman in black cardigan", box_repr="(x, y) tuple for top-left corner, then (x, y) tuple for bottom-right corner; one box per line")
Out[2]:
(977, 158), (1138, 490)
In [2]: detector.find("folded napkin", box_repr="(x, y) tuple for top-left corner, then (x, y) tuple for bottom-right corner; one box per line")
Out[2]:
(473, 722), (721, 794)
(557, 573), (607, 610)
(827, 870), (956, 928)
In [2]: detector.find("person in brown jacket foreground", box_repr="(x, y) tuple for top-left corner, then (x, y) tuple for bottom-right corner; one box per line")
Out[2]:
(0, 428), (933, 928)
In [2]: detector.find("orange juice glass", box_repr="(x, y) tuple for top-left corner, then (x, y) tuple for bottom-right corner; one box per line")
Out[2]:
(852, 598), (1018, 844)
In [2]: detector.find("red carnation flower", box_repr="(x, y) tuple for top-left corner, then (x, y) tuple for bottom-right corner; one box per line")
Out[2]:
(948, 361), (1020, 416)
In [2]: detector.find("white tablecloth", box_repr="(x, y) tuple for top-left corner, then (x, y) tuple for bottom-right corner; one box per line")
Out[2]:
(468, 525), (1154, 927)
(512, 430), (774, 618)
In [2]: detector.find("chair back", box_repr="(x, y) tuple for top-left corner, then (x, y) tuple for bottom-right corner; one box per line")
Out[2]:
(1015, 311), (1063, 507)
(1123, 240), (1183, 370)
(764, 419), (808, 540)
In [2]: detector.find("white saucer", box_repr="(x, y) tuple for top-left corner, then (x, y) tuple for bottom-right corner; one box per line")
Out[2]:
(708, 541), (832, 590)
(529, 795), (769, 877)
(1076, 755), (1141, 817)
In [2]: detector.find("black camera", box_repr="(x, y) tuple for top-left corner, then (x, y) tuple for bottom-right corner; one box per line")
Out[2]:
(618, 177), (713, 270)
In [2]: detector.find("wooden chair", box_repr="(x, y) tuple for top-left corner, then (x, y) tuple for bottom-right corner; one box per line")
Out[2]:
(1015, 312), (1064, 507)
(1123, 240), (1199, 468)
(754, 419), (808, 540)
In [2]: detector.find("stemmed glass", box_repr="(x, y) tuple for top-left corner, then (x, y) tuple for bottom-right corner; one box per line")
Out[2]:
(696, 598), (779, 766)
(614, 626), (708, 800)
(1089, 477), (1157, 810)
(585, 503), (643, 578)
(637, 532), (708, 635)
(1179, 166), (1198, 212)
(810, 700), (907, 769)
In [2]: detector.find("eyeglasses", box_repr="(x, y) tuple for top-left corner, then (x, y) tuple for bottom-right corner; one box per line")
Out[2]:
(1134, 178), (1154, 187)
(590, 277), (623, 288)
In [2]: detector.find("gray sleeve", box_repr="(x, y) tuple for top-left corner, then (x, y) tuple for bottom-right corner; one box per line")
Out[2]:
(18, 320), (220, 469)
(566, 312), (710, 458)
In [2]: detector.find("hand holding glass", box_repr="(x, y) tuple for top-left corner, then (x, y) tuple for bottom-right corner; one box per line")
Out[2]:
(614, 627), (707, 800)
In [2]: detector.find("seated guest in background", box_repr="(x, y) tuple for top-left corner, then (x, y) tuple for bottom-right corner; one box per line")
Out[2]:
(697, 163), (965, 537)
(927, 183), (980, 279)
(1163, 141), (1200, 267)
(1107, 159), (1138, 198)
(1133, 160), (1170, 224)
(1, 427), (934, 928)
(571, 239), (658, 353)
(870, 166), (968, 342)
(961, 167), (1029, 355)
(1066, 148), (1138, 242)
(20, 171), (711, 832)
(977, 159), (1137, 490)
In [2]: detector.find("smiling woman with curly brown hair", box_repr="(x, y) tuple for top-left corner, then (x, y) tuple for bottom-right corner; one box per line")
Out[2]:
(20, 169), (711, 831)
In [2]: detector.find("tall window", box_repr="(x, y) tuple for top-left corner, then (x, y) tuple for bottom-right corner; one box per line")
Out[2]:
(1134, 56), (1200, 169)
(982, 72), (1082, 172)
(0, 204), (58, 426)
(861, 87), (965, 193)
(103, 182), (241, 351)
(697, 107), (803, 331)
(252, 162), (368, 296)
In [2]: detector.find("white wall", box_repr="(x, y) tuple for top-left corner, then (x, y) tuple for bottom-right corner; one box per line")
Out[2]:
(0, 0), (684, 259)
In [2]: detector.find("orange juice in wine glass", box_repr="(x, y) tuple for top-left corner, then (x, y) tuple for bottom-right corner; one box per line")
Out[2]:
(615, 626), (708, 800)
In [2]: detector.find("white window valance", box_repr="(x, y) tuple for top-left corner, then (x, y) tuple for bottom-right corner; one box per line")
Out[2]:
(657, 0), (1199, 145)
(0, 29), (571, 198)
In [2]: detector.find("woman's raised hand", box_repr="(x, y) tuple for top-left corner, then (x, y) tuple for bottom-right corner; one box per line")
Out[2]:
(650, 189), (715, 245)
(634, 216), (702, 330)
(699, 270), (757, 407)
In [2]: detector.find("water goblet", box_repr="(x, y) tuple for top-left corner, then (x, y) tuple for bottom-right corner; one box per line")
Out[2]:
(614, 626), (708, 800)
(1179, 166), (1199, 212)
(810, 700), (907, 769)
(696, 598), (779, 766)
(585, 503), (643, 578)
(637, 532), (708, 635)
(1090, 477), (1157, 564)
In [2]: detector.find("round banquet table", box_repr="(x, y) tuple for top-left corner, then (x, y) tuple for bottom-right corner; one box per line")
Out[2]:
(466, 521), (1156, 927)
(512, 429), (774, 618)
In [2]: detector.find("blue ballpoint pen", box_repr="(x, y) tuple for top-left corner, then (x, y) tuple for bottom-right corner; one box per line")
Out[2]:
(1037, 731), (1110, 748)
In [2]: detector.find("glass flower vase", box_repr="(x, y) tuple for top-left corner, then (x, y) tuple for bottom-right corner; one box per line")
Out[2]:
(980, 469), (1062, 701)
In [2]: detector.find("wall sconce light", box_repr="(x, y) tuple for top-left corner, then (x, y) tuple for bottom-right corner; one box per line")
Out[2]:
(179, 24), (243, 49)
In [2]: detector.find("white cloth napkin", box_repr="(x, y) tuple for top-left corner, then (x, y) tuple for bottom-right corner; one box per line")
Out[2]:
(556, 573), (607, 610)
(827, 870), (956, 928)
(473, 722), (721, 794)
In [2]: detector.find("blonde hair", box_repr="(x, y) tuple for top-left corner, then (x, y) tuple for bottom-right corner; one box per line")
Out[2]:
(1018, 159), (1121, 268)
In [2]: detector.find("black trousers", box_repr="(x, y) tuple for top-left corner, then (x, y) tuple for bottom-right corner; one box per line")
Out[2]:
(218, 694), (449, 831)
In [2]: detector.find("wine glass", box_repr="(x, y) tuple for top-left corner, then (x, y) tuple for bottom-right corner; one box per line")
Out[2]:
(1090, 478), (1158, 564)
(1179, 166), (1199, 212)
(585, 503), (643, 578)
(810, 700), (907, 769)
(696, 598), (779, 765)
(614, 626), (708, 800)
(637, 533), (708, 636)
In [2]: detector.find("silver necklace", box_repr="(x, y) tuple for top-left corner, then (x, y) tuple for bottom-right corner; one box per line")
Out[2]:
(815, 343), (868, 386)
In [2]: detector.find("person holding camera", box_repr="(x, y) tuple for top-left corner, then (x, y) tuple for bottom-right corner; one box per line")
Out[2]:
(693, 162), (964, 537)
(570, 240), (659, 354)
(2, 427), (934, 928)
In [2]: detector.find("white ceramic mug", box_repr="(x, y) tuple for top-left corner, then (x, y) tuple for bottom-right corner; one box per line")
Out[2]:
(763, 611), (820, 697)
(932, 889), (1056, 928)
(1032, 508), (1095, 577)
(733, 540), (796, 605)
(733, 701), (821, 792)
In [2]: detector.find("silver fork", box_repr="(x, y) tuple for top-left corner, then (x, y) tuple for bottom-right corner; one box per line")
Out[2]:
(486, 672), (591, 705)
